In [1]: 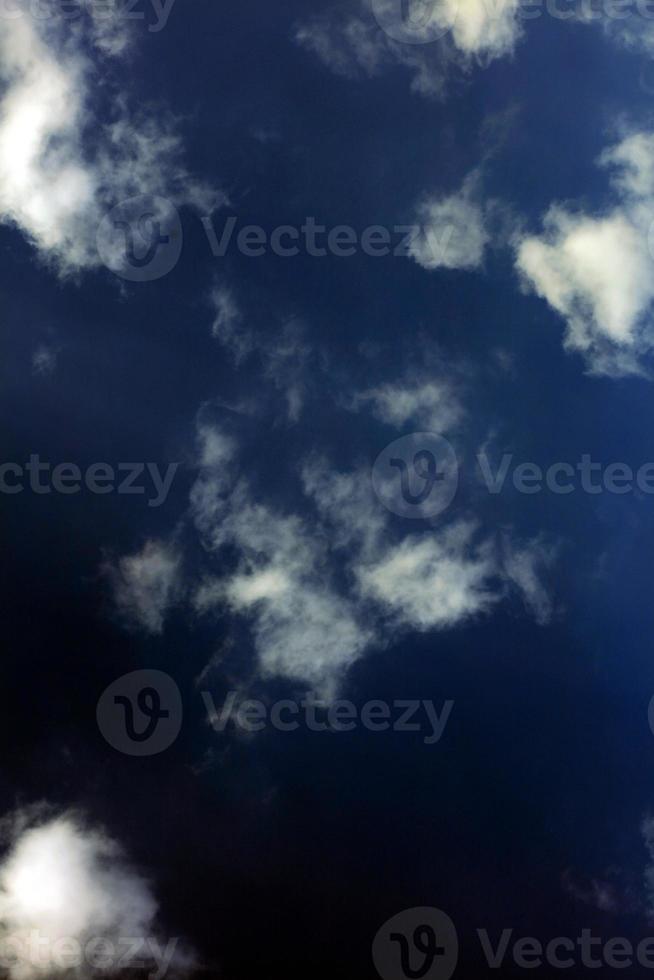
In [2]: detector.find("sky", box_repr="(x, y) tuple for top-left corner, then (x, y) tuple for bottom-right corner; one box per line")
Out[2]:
(4, 0), (654, 977)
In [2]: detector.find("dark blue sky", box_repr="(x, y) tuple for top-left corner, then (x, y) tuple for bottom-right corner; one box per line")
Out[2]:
(3, 0), (654, 977)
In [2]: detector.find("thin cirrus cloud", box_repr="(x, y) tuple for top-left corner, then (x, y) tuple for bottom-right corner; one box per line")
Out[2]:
(0, 5), (217, 276)
(209, 287), (314, 423)
(0, 807), (193, 980)
(515, 130), (654, 376)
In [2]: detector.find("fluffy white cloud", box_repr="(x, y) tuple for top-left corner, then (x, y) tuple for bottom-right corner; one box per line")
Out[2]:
(294, 0), (523, 98)
(104, 539), (182, 634)
(0, 9), (216, 276)
(516, 130), (654, 376)
(0, 808), (191, 979)
(359, 520), (498, 629)
(442, 0), (521, 58)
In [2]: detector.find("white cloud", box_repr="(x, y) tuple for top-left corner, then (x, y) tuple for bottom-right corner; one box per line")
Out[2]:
(409, 173), (492, 271)
(516, 130), (654, 376)
(444, 0), (521, 58)
(295, 14), (452, 98)
(303, 459), (553, 638)
(353, 375), (464, 433)
(294, 0), (523, 99)
(104, 539), (182, 634)
(502, 535), (557, 625)
(111, 406), (555, 696)
(302, 456), (388, 557)
(358, 520), (498, 629)
(0, 808), (191, 979)
(0, 10), (217, 276)
(192, 473), (372, 696)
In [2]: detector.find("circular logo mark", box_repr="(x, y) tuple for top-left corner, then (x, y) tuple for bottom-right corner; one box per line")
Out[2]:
(647, 694), (654, 737)
(372, 432), (458, 519)
(96, 195), (182, 282)
(373, 907), (458, 980)
(370, 0), (455, 44)
(97, 669), (182, 756)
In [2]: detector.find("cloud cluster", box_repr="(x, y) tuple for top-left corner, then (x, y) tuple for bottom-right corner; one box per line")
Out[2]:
(0, 5), (216, 276)
(105, 369), (555, 696)
(294, 0), (523, 99)
(516, 130), (654, 376)
(0, 808), (190, 979)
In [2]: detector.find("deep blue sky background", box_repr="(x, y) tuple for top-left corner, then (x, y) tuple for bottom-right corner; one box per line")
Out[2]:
(3, 1), (654, 976)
